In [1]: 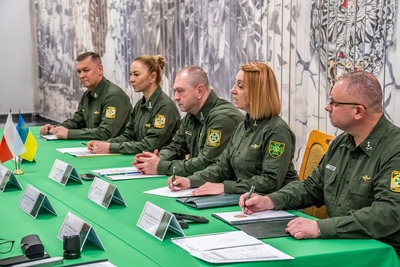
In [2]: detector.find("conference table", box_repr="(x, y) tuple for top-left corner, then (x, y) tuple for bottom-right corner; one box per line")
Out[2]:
(0, 127), (399, 267)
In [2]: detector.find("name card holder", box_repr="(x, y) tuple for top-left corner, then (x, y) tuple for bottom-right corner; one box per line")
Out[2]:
(137, 201), (185, 241)
(48, 159), (83, 186)
(87, 177), (127, 209)
(18, 184), (57, 218)
(57, 212), (105, 251)
(0, 165), (22, 192)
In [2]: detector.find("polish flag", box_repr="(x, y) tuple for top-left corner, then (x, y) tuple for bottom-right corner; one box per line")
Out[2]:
(0, 112), (26, 163)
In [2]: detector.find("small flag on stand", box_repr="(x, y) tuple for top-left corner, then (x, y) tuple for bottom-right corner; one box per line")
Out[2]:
(0, 112), (26, 163)
(16, 114), (38, 162)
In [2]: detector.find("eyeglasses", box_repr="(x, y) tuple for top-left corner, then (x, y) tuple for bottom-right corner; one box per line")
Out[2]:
(0, 238), (15, 254)
(328, 100), (367, 110)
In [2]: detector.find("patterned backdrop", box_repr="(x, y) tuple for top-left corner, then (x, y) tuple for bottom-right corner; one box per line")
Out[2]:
(33, 0), (400, 168)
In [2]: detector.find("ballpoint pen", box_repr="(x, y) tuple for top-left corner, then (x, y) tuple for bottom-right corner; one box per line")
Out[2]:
(244, 185), (255, 208)
(80, 142), (87, 146)
(172, 166), (176, 183)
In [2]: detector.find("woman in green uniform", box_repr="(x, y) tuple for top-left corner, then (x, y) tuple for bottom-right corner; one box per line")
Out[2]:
(87, 55), (180, 155)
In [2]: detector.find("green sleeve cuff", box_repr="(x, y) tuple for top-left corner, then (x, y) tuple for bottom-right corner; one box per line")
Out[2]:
(222, 180), (236, 194)
(67, 129), (78, 139)
(268, 192), (287, 210)
(316, 219), (337, 238)
(157, 160), (171, 175)
(109, 143), (120, 153)
(188, 175), (205, 188)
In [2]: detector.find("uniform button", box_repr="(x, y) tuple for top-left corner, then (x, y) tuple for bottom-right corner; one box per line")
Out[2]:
(338, 203), (341, 207)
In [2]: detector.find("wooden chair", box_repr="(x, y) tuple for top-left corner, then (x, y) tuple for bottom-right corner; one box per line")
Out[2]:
(299, 129), (335, 219)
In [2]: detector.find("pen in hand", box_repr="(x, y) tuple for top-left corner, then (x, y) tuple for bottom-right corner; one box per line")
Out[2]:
(172, 166), (176, 183)
(243, 185), (255, 209)
(81, 142), (87, 146)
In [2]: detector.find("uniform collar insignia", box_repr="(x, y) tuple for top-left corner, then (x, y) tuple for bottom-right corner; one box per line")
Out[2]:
(94, 93), (98, 98)
(366, 141), (372, 151)
(362, 175), (371, 182)
(251, 143), (260, 149)
(253, 120), (258, 126)
(200, 112), (205, 121)
(148, 101), (152, 109)
(94, 111), (100, 115)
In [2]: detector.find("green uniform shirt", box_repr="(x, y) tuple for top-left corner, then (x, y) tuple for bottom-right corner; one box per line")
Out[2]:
(188, 114), (298, 194)
(108, 86), (180, 154)
(269, 115), (400, 255)
(157, 90), (244, 176)
(60, 77), (132, 140)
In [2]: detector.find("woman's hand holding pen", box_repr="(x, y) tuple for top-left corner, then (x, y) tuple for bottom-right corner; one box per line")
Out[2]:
(168, 175), (191, 191)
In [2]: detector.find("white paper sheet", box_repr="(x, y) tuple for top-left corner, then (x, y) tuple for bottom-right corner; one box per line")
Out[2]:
(171, 231), (293, 263)
(144, 186), (194, 198)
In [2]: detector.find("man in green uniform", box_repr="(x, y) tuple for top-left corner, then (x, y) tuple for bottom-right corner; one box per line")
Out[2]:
(39, 52), (132, 140)
(133, 65), (244, 176)
(240, 71), (400, 256)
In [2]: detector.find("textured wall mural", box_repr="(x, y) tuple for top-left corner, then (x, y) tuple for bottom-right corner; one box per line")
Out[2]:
(33, 0), (400, 168)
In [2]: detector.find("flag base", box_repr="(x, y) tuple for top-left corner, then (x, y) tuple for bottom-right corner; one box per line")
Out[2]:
(13, 169), (24, 175)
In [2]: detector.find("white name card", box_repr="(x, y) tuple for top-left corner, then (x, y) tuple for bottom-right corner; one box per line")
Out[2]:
(87, 177), (127, 208)
(18, 184), (57, 218)
(48, 159), (83, 186)
(0, 165), (22, 192)
(137, 201), (185, 241)
(57, 211), (105, 251)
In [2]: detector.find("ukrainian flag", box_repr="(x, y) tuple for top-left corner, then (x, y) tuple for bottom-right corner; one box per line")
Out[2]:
(16, 115), (38, 162)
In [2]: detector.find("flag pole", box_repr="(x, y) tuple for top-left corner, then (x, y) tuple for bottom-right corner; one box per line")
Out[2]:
(14, 110), (24, 175)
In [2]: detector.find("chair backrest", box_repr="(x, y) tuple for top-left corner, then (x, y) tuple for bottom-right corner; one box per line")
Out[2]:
(299, 129), (334, 180)
(298, 129), (335, 219)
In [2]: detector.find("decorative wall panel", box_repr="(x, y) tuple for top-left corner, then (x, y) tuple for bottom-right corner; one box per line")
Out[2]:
(33, 0), (400, 169)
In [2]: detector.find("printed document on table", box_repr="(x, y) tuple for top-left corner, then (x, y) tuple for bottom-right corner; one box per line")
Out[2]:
(56, 147), (121, 157)
(92, 167), (165, 180)
(144, 186), (194, 198)
(171, 231), (293, 263)
(40, 134), (58, 140)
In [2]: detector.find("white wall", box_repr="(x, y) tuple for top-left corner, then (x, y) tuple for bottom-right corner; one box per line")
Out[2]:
(0, 0), (38, 115)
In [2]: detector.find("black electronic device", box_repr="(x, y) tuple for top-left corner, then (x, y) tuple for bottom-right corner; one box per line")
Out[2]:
(172, 213), (209, 223)
(20, 234), (44, 259)
(79, 173), (96, 181)
(63, 235), (81, 260)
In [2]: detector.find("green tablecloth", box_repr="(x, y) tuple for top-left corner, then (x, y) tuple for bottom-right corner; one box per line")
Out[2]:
(0, 127), (399, 267)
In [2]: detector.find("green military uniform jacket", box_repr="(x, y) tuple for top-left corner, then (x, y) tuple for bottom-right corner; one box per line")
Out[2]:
(188, 114), (298, 194)
(269, 115), (400, 255)
(108, 86), (180, 154)
(60, 77), (132, 140)
(157, 90), (244, 176)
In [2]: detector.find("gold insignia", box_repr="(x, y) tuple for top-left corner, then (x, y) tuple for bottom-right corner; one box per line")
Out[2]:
(268, 141), (285, 158)
(206, 129), (222, 147)
(154, 114), (166, 129)
(145, 123), (151, 128)
(105, 106), (116, 119)
(390, 171), (400, 192)
(94, 111), (99, 115)
(362, 175), (371, 182)
(251, 144), (260, 149)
